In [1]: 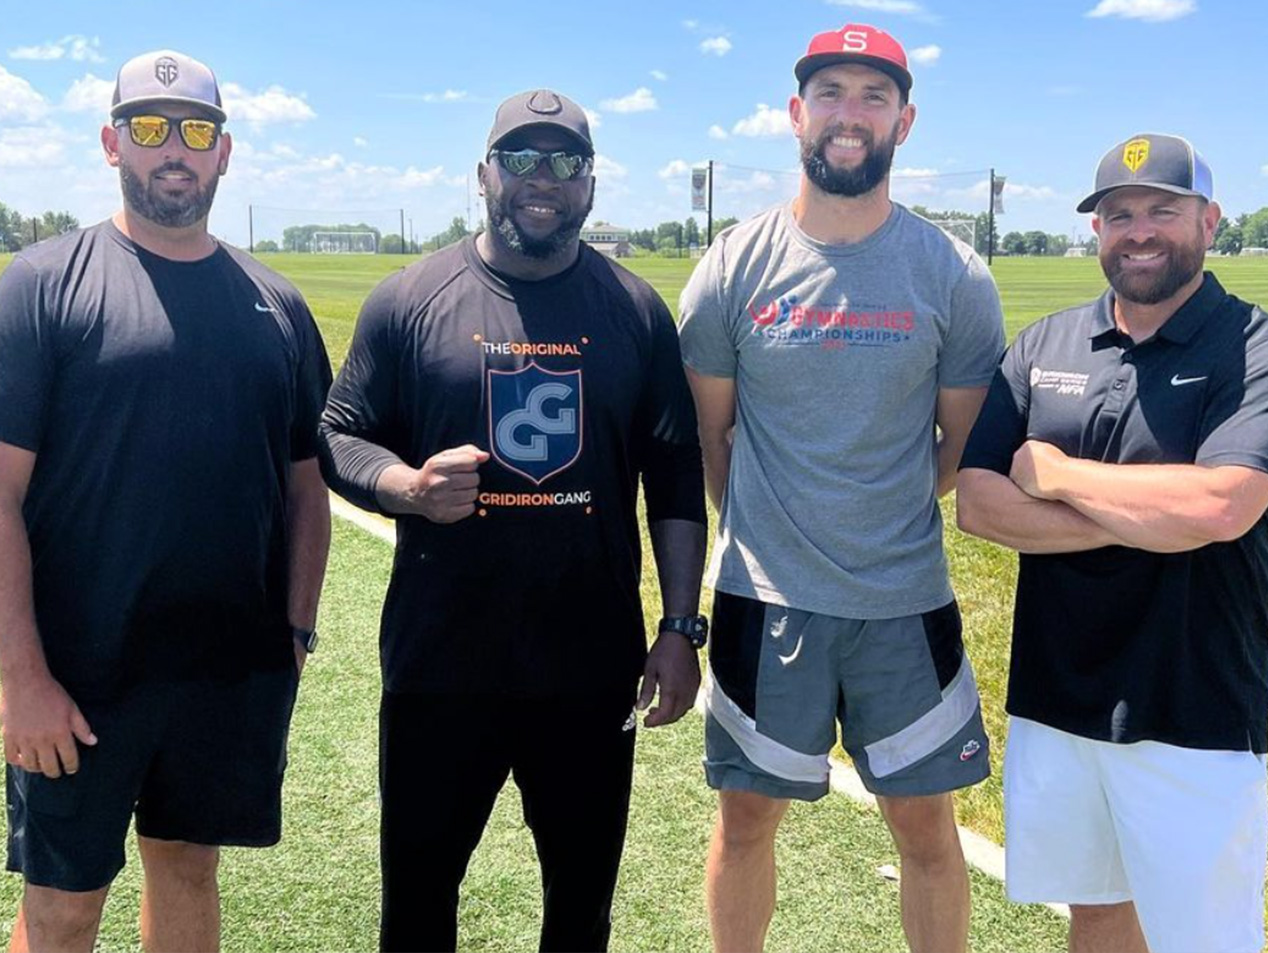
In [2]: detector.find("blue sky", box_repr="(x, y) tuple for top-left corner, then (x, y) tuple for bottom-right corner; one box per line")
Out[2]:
(2, 0), (1263, 248)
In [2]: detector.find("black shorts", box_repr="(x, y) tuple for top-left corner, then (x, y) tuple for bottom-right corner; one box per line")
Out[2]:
(6, 666), (300, 892)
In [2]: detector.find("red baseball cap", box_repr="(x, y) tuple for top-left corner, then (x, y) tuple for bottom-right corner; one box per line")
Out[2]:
(794, 23), (912, 95)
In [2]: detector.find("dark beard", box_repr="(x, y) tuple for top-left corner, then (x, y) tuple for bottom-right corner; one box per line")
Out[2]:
(800, 122), (898, 198)
(119, 158), (218, 228)
(485, 190), (592, 260)
(1101, 222), (1206, 306)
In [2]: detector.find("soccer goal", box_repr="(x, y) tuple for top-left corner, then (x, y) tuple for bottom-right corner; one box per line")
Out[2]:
(312, 231), (378, 254)
(934, 219), (976, 248)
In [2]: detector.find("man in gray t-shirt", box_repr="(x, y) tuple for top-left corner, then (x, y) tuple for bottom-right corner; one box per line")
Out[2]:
(678, 22), (1004, 953)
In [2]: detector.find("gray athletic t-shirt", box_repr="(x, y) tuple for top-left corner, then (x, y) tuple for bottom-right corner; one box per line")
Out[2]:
(679, 202), (1004, 618)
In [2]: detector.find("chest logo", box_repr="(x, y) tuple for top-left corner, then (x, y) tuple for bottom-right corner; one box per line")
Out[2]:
(1030, 366), (1089, 397)
(1170, 374), (1206, 387)
(488, 363), (583, 485)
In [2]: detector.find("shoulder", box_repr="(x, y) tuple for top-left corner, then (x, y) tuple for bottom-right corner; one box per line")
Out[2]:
(9, 221), (115, 280)
(1013, 296), (1104, 353)
(579, 245), (670, 320)
(893, 206), (985, 275)
(219, 242), (307, 303)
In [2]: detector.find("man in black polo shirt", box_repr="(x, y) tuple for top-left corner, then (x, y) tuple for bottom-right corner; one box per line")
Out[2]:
(0, 50), (331, 952)
(320, 89), (706, 952)
(957, 134), (1268, 953)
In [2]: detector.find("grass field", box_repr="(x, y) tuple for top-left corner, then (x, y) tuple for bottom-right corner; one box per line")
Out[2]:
(3, 246), (1268, 948)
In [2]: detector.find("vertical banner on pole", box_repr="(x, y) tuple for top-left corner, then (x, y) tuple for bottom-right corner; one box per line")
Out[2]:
(992, 176), (1006, 216)
(691, 166), (710, 212)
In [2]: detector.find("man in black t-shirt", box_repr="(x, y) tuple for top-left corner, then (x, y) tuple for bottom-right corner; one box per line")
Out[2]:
(958, 134), (1268, 953)
(320, 89), (706, 952)
(0, 51), (332, 952)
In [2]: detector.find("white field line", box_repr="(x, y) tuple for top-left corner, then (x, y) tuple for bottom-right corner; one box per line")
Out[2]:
(332, 494), (1068, 921)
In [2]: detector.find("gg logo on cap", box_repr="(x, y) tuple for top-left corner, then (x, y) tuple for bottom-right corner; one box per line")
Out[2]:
(155, 56), (179, 87)
(1122, 138), (1150, 173)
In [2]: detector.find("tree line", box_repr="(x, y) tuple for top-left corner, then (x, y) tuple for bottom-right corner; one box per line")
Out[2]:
(0, 202), (79, 252)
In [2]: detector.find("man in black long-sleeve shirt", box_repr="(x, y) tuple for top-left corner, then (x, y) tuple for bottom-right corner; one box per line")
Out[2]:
(319, 89), (707, 953)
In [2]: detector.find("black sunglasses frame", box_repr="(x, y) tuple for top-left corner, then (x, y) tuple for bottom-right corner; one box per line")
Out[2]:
(113, 115), (223, 152)
(489, 148), (594, 182)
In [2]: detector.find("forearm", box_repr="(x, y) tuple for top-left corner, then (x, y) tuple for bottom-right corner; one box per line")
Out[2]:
(318, 422), (404, 515)
(936, 433), (961, 498)
(649, 518), (707, 617)
(700, 434), (732, 513)
(956, 468), (1124, 554)
(286, 459), (331, 630)
(1040, 458), (1263, 552)
(0, 500), (51, 685)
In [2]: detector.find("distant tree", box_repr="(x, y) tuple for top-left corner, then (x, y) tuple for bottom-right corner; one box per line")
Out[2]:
(656, 220), (684, 256)
(428, 215), (470, 251)
(1214, 216), (1243, 255)
(1001, 231), (1026, 256)
(1022, 230), (1049, 256)
(380, 234), (404, 254)
(1047, 234), (1070, 257)
(973, 211), (997, 257)
(629, 228), (656, 251)
(683, 217), (701, 247)
(40, 210), (78, 236)
(1240, 208), (1268, 250)
(254, 239), (280, 253)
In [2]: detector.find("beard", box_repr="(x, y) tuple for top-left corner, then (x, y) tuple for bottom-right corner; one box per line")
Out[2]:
(485, 188), (593, 260)
(1101, 221), (1206, 305)
(800, 120), (899, 198)
(119, 158), (219, 228)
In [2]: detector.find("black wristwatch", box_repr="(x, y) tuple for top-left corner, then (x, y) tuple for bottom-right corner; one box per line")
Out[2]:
(659, 614), (709, 649)
(292, 626), (319, 654)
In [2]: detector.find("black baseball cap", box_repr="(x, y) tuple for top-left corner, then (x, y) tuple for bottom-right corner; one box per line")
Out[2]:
(486, 89), (593, 157)
(1077, 133), (1213, 213)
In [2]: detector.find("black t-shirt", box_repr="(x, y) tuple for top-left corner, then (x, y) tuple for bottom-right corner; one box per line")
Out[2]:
(0, 222), (332, 699)
(961, 274), (1268, 751)
(320, 238), (705, 697)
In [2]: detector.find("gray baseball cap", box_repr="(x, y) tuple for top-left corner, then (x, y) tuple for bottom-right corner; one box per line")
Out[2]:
(110, 50), (226, 123)
(1077, 133), (1212, 213)
(486, 89), (593, 157)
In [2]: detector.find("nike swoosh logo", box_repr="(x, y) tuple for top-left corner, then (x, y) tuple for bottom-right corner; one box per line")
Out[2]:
(778, 633), (804, 666)
(1170, 374), (1206, 386)
(255, 302), (278, 313)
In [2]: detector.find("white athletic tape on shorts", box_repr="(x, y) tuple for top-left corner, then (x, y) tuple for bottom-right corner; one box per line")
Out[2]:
(704, 670), (830, 785)
(863, 656), (981, 779)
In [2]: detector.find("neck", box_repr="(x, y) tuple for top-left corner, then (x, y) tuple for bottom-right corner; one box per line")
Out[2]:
(475, 230), (580, 281)
(1113, 271), (1206, 341)
(791, 177), (893, 244)
(112, 208), (216, 261)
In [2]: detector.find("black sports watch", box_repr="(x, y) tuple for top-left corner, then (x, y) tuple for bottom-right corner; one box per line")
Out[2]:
(659, 614), (709, 649)
(292, 626), (319, 654)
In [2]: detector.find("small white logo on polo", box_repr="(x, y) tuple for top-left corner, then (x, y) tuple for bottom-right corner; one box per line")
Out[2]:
(1031, 368), (1089, 397)
(1170, 374), (1206, 386)
(777, 634), (804, 666)
(959, 739), (981, 761)
(770, 615), (788, 639)
(255, 302), (277, 313)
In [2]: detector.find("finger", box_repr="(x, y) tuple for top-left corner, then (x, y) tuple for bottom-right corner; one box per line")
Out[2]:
(53, 734), (80, 776)
(437, 503), (478, 523)
(69, 707), (97, 746)
(436, 446), (490, 470)
(635, 668), (657, 712)
(32, 745), (61, 779)
(441, 472), (481, 491)
(455, 444), (491, 463)
(647, 688), (679, 727)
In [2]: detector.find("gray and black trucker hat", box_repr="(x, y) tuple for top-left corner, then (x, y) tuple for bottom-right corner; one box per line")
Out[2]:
(1077, 133), (1212, 213)
(111, 50), (226, 123)
(486, 89), (593, 156)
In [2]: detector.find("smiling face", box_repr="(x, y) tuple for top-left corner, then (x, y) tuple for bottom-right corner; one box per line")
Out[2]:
(1093, 187), (1218, 306)
(479, 127), (595, 262)
(103, 104), (231, 229)
(789, 62), (914, 198)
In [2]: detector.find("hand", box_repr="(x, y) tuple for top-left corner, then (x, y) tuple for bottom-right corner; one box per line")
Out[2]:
(396, 445), (490, 523)
(636, 632), (701, 728)
(1, 671), (97, 778)
(1010, 440), (1067, 500)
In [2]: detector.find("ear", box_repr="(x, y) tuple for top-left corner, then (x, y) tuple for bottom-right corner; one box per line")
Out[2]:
(217, 131), (233, 177)
(788, 94), (806, 138)
(476, 160), (489, 196)
(102, 123), (122, 169)
(1091, 215), (1103, 238)
(894, 102), (917, 147)
(1202, 199), (1221, 248)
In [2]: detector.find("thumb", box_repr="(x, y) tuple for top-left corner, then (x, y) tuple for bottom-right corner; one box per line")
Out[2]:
(70, 707), (97, 746)
(635, 664), (658, 712)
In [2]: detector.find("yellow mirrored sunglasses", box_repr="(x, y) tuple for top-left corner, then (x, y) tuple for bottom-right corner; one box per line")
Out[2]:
(115, 115), (221, 151)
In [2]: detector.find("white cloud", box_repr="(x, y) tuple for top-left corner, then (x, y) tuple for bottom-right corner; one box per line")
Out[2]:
(708, 124), (729, 140)
(0, 125), (69, 168)
(650, 70), (668, 81)
(594, 155), (628, 179)
(1261, 164), (1268, 177)
(10, 35), (104, 63)
(731, 104), (791, 138)
(61, 74), (113, 114)
(826, 0), (929, 15)
(909, 45), (941, 65)
(584, 107), (602, 130)
(700, 36), (733, 56)
(221, 83), (316, 124)
(682, 19), (699, 29)
(893, 167), (942, 178)
(0, 66), (49, 122)
(354, 136), (368, 147)
(420, 89), (468, 103)
(600, 87), (657, 113)
(397, 165), (448, 187)
(714, 169), (784, 195)
(658, 159), (692, 179)
(1086, 0), (1196, 21)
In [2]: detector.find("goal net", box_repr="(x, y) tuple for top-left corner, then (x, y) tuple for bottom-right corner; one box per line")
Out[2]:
(933, 219), (976, 248)
(312, 230), (378, 254)
(248, 205), (405, 254)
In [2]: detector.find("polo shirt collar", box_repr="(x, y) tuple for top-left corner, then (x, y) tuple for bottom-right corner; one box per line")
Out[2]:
(1089, 271), (1226, 346)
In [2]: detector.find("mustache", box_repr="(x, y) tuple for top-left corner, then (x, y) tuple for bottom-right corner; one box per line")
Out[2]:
(817, 124), (873, 147)
(150, 161), (197, 180)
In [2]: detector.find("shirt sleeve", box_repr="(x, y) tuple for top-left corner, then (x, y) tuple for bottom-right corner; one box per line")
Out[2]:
(959, 334), (1031, 475)
(677, 242), (738, 379)
(318, 273), (409, 513)
(1195, 306), (1268, 473)
(287, 293), (334, 462)
(0, 258), (53, 452)
(638, 296), (707, 526)
(939, 252), (1006, 389)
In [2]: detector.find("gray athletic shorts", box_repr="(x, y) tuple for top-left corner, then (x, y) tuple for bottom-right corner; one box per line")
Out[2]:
(704, 592), (991, 800)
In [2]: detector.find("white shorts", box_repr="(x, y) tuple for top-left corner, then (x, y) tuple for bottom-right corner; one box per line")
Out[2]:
(1004, 717), (1268, 953)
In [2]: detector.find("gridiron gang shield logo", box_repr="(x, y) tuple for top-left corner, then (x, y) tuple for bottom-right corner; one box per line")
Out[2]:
(487, 363), (583, 485)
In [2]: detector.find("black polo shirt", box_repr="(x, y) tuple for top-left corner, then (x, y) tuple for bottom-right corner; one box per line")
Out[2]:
(961, 273), (1268, 752)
